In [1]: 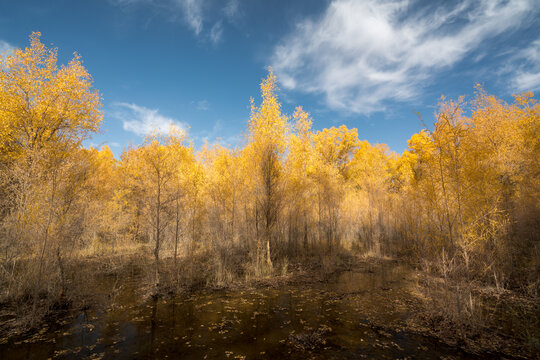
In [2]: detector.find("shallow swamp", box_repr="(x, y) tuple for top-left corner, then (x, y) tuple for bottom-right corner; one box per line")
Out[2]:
(0, 258), (537, 359)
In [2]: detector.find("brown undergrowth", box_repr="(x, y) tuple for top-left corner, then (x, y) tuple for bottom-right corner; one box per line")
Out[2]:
(404, 271), (540, 358)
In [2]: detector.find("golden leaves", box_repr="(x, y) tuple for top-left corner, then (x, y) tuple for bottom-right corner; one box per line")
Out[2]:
(0, 32), (102, 161)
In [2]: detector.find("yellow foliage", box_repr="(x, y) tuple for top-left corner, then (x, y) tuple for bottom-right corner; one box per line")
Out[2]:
(0, 32), (102, 161)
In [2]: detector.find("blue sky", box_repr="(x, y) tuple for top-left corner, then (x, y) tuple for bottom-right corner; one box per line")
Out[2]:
(1, 0), (539, 156)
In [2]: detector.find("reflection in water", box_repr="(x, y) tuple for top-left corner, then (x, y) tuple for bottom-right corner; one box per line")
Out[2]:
(1, 262), (485, 359)
(149, 296), (157, 355)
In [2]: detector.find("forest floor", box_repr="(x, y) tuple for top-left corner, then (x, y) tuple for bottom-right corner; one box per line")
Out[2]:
(235, 255), (539, 358)
(0, 253), (538, 358)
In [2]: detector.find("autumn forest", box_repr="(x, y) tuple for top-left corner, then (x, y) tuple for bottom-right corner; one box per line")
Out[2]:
(0, 33), (539, 359)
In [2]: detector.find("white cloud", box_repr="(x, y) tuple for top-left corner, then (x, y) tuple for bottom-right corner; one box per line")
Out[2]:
(513, 72), (540, 91)
(109, 0), (152, 5)
(195, 99), (210, 110)
(177, 0), (204, 36)
(111, 0), (205, 36)
(112, 102), (188, 136)
(509, 40), (540, 91)
(110, 0), (242, 43)
(109, 0), (241, 44)
(223, 0), (241, 22)
(192, 119), (240, 148)
(0, 40), (15, 55)
(210, 21), (223, 44)
(271, 0), (536, 114)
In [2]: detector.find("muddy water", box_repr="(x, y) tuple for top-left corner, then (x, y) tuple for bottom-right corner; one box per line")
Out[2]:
(1, 262), (483, 359)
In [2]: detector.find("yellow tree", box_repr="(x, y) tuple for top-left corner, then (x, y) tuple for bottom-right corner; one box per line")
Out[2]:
(401, 88), (539, 288)
(83, 145), (128, 254)
(348, 141), (393, 254)
(245, 68), (289, 269)
(0, 32), (102, 311)
(0, 32), (102, 160)
(311, 125), (359, 251)
(465, 88), (540, 285)
(284, 106), (315, 255)
(204, 145), (241, 246)
(182, 151), (205, 275)
(119, 127), (187, 286)
(168, 128), (194, 272)
(405, 128), (448, 256)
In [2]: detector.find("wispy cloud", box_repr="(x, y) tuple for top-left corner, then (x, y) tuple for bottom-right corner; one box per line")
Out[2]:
(223, 0), (241, 22)
(194, 99), (210, 111)
(112, 102), (188, 136)
(110, 0), (242, 43)
(110, 0), (205, 36)
(210, 21), (223, 44)
(271, 0), (537, 114)
(109, 0), (153, 5)
(177, 0), (204, 36)
(193, 119), (240, 148)
(0, 40), (15, 55)
(509, 40), (540, 91)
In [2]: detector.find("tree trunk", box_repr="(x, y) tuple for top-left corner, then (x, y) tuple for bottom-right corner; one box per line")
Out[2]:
(154, 179), (161, 287)
(266, 236), (273, 268)
(33, 168), (57, 314)
(174, 194), (180, 281)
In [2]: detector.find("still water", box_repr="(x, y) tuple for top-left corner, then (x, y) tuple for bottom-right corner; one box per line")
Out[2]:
(1, 262), (484, 359)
